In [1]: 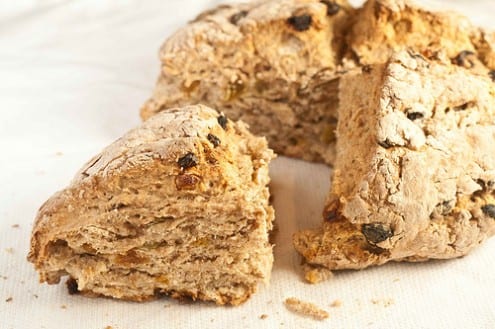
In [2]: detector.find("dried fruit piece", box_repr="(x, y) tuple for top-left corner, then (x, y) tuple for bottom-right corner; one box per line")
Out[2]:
(452, 102), (474, 111)
(324, 209), (338, 221)
(229, 10), (248, 25)
(362, 65), (372, 73)
(66, 278), (79, 295)
(226, 79), (245, 100)
(207, 134), (221, 147)
(323, 201), (339, 221)
(378, 139), (393, 149)
(482, 204), (495, 219)
(287, 14), (312, 32)
(406, 112), (424, 120)
(361, 223), (393, 244)
(175, 174), (201, 190)
(178, 152), (198, 169)
(321, 1), (340, 16)
(217, 115), (228, 130)
(452, 50), (476, 68)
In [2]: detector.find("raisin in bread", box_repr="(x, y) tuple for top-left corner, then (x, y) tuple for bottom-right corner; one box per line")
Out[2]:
(28, 105), (275, 305)
(141, 0), (495, 165)
(293, 50), (495, 270)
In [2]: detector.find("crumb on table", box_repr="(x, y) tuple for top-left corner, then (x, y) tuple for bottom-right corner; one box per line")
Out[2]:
(5, 297), (13, 302)
(302, 264), (333, 284)
(260, 314), (268, 320)
(284, 297), (329, 320)
(330, 299), (342, 307)
(371, 298), (395, 307)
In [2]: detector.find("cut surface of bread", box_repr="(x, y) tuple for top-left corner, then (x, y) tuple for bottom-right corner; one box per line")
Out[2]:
(141, 0), (495, 165)
(293, 50), (495, 270)
(28, 105), (275, 305)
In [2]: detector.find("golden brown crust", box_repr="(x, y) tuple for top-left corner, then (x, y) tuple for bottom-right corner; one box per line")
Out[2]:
(294, 51), (495, 270)
(28, 105), (275, 305)
(141, 0), (495, 166)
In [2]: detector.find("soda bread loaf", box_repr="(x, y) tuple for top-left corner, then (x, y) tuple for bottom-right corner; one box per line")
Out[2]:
(141, 0), (495, 165)
(28, 105), (275, 305)
(293, 50), (495, 270)
(142, 0), (354, 164)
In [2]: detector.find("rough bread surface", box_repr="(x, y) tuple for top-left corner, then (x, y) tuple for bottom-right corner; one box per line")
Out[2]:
(293, 50), (495, 270)
(28, 105), (275, 305)
(141, 0), (495, 165)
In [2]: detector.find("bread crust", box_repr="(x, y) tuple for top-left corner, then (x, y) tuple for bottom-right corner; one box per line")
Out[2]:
(294, 51), (495, 270)
(28, 105), (275, 304)
(141, 0), (495, 165)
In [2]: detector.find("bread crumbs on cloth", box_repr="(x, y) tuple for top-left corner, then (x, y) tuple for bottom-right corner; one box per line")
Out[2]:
(284, 297), (329, 320)
(371, 298), (395, 307)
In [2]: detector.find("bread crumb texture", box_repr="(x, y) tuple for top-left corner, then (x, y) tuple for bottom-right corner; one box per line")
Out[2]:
(284, 297), (329, 320)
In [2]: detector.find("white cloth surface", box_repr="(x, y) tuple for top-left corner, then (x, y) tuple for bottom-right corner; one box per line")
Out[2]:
(1, 1), (495, 328)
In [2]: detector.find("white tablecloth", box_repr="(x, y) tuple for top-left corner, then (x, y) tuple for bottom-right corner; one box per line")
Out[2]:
(1, 1), (495, 328)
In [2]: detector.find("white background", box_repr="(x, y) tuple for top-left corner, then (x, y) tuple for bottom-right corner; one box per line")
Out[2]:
(1, 1), (495, 328)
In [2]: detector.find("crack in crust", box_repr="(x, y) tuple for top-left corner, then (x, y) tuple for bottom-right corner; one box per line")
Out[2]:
(294, 51), (495, 271)
(28, 105), (275, 305)
(141, 0), (495, 165)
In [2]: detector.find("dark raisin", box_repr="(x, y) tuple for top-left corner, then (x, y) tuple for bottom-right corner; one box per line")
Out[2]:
(439, 200), (454, 215)
(452, 50), (476, 68)
(362, 65), (372, 73)
(323, 201), (339, 221)
(229, 10), (248, 25)
(476, 179), (486, 190)
(489, 70), (495, 82)
(287, 14), (312, 32)
(207, 134), (221, 147)
(361, 223), (393, 244)
(178, 152), (198, 169)
(453, 102), (471, 111)
(320, 0), (341, 16)
(481, 204), (495, 219)
(378, 139), (393, 149)
(324, 209), (338, 221)
(407, 49), (427, 62)
(217, 115), (228, 130)
(406, 112), (424, 121)
(66, 278), (79, 295)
